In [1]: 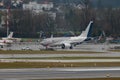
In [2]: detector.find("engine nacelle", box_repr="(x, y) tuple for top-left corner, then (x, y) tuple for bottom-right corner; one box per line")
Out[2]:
(61, 43), (73, 49)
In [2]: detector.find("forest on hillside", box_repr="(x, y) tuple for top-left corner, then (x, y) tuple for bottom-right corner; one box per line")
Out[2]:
(0, 0), (120, 38)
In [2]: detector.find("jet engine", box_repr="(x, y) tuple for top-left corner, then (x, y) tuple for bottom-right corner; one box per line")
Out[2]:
(61, 43), (73, 49)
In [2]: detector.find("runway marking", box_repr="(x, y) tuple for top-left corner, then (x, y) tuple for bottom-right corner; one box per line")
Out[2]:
(1, 59), (120, 62)
(57, 67), (120, 72)
(0, 67), (120, 71)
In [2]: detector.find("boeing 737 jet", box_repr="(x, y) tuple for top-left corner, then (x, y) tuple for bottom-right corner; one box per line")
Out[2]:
(40, 21), (93, 49)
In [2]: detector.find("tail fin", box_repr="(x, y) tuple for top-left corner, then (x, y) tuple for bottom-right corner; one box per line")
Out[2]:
(98, 31), (106, 40)
(7, 32), (13, 38)
(79, 21), (93, 38)
(51, 34), (53, 38)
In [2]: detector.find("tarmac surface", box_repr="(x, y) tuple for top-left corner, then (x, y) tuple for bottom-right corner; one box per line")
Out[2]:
(0, 67), (120, 80)
(0, 42), (119, 80)
(2, 42), (120, 52)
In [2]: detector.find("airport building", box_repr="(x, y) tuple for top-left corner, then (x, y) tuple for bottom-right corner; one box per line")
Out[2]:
(23, 1), (54, 13)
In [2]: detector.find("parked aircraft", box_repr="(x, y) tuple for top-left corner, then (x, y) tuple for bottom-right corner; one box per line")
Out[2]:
(0, 32), (17, 48)
(2, 32), (21, 42)
(0, 39), (13, 48)
(40, 21), (93, 49)
(2, 32), (13, 40)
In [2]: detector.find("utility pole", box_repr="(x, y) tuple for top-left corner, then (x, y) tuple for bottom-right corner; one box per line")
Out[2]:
(6, 6), (10, 36)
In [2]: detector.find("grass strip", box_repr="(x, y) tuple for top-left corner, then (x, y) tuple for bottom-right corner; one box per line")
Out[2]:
(0, 50), (103, 54)
(0, 62), (120, 68)
(2, 57), (120, 59)
(109, 50), (120, 52)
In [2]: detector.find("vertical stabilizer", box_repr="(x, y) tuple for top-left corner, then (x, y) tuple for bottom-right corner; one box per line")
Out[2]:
(51, 34), (53, 38)
(7, 32), (13, 38)
(79, 21), (93, 38)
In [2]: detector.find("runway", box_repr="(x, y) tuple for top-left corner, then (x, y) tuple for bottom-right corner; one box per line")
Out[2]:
(0, 52), (120, 59)
(0, 43), (119, 79)
(0, 67), (120, 80)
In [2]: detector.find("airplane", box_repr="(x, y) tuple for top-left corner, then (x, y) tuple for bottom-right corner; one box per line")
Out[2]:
(40, 21), (93, 49)
(2, 32), (13, 40)
(0, 38), (13, 48)
(0, 32), (14, 48)
(2, 32), (21, 42)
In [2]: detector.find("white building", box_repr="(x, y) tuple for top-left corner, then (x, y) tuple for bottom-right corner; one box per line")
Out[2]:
(23, 1), (54, 12)
(76, 4), (84, 9)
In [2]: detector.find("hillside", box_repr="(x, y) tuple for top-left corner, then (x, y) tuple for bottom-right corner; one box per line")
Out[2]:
(24, 0), (120, 8)
(91, 0), (120, 8)
(52, 0), (120, 8)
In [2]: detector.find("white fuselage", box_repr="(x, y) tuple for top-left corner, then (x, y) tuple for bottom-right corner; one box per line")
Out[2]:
(2, 38), (21, 42)
(40, 37), (70, 46)
(0, 39), (13, 45)
(40, 36), (87, 47)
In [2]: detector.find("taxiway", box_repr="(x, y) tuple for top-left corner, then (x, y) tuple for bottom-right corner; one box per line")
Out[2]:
(0, 67), (120, 80)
